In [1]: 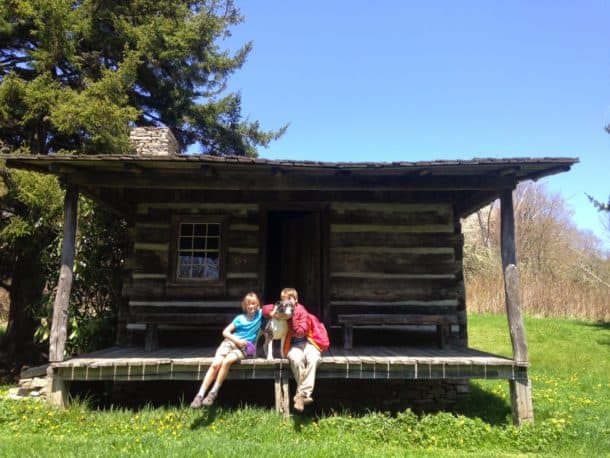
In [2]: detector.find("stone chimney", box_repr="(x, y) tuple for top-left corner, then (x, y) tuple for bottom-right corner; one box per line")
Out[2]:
(129, 127), (181, 156)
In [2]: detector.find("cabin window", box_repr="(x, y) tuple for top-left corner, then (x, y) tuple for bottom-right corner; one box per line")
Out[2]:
(177, 222), (221, 280)
(170, 215), (227, 285)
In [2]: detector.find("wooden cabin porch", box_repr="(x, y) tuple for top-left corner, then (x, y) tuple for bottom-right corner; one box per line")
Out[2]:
(48, 344), (527, 415)
(5, 147), (576, 424)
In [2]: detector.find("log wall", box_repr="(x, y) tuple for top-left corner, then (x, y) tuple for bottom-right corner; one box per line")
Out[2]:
(121, 197), (464, 347)
(328, 202), (462, 332)
(123, 202), (260, 302)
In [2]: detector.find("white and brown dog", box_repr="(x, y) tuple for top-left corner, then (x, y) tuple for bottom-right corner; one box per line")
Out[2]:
(263, 300), (294, 359)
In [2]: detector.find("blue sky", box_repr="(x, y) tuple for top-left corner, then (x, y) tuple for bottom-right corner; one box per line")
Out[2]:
(223, 1), (610, 247)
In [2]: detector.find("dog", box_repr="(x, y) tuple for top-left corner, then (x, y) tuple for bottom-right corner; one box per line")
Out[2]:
(263, 300), (294, 359)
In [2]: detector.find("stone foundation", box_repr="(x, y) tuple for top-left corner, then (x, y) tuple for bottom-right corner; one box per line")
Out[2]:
(8, 377), (47, 400)
(314, 379), (468, 414)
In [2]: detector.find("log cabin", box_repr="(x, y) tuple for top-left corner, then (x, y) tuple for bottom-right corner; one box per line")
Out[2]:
(2, 127), (578, 423)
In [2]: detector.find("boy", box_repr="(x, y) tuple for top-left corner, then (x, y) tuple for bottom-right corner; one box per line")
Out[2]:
(263, 288), (325, 412)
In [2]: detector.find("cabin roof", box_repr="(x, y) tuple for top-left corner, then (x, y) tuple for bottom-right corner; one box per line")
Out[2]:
(1, 154), (578, 218)
(2, 153), (577, 179)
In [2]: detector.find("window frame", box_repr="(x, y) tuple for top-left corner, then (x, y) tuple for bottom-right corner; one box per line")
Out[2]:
(168, 214), (228, 288)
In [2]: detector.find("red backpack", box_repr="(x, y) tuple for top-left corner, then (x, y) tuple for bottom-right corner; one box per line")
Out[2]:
(307, 313), (330, 352)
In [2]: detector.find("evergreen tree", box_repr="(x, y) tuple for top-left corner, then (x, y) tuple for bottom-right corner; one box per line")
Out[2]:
(0, 1), (283, 368)
(0, 0), (284, 155)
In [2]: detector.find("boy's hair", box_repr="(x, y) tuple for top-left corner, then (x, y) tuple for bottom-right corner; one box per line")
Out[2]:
(241, 292), (260, 312)
(280, 287), (298, 302)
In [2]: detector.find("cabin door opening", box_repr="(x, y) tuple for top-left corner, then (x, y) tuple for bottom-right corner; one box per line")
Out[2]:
(264, 211), (322, 318)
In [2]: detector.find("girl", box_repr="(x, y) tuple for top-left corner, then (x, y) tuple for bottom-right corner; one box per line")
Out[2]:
(190, 292), (262, 408)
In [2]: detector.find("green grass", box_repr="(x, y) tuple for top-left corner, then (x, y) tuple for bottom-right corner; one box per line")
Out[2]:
(1, 315), (608, 457)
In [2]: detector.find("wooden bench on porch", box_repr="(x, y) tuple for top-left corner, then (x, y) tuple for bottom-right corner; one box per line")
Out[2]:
(338, 313), (458, 350)
(126, 300), (244, 351)
(130, 312), (236, 351)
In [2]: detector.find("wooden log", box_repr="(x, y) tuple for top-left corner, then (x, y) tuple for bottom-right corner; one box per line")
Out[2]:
(133, 312), (236, 324)
(64, 168), (518, 191)
(135, 223), (170, 244)
(500, 191), (516, 263)
(46, 365), (70, 408)
(330, 231), (461, 249)
(504, 265), (529, 363)
(227, 252), (259, 273)
(228, 230), (258, 248)
(500, 191), (529, 364)
(330, 277), (459, 302)
(500, 190), (534, 424)
(331, 251), (459, 275)
(510, 377), (534, 425)
(274, 374), (290, 417)
(134, 250), (168, 274)
(130, 188), (458, 205)
(330, 208), (451, 226)
(49, 186), (78, 363)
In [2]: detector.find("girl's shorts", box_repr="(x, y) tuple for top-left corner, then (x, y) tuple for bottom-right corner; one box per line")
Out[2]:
(215, 339), (246, 360)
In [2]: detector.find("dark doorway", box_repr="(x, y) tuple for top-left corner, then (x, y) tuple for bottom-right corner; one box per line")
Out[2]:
(264, 211), (322, 318)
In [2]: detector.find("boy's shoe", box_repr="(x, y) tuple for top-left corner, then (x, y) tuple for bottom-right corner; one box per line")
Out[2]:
(302, 396), (314, 406)
(293, 394), (305, 412)
(190, 394), (204, 409)
(202, 391), (217, 407)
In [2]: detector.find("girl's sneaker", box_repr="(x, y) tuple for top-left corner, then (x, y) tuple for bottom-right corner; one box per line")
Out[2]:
(190, 394), (204, 409)
(202, 391), (217, 406)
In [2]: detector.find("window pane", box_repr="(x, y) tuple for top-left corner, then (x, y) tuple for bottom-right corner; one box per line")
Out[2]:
(178, 254), (191, 278)
(180, 224), (193, 236)
(179, 237), (193, 250)
(204, 254), (219, 280)
(192, 263), (205, 278)
(192, 254), (205, 265)
(179, 255), (192, 267)
(193, 237), (205, 250)
(206, 237), (219, 250)
(207, 224), (220, 236)
(194, 224), (206, 236)
(179, 265), (190, 278)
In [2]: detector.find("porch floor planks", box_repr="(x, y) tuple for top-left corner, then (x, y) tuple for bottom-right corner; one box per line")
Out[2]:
(51, 345), (526, 383)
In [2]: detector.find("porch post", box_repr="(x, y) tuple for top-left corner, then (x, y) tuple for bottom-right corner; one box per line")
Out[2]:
(47, 185), (78, 406)
(274, 373), (290, 418)
(500, 190), (534, 425)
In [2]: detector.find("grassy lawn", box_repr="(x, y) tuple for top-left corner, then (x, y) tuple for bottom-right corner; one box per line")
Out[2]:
(1, 315), (608, 457)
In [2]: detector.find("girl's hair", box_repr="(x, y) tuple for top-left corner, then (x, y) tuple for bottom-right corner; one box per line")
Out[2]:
(241, 292), (260, 311)
(280, 287), (298, 302)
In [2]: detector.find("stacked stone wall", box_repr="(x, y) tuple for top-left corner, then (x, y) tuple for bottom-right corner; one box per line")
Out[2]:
(129, 127), (180, 156)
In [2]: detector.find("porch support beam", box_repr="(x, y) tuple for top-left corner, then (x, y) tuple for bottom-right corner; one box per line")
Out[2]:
(500, 190), (534, 425)
(46, 366), (70, 408)
(49, 185), (78, 363)
(274, 373), (290, 417)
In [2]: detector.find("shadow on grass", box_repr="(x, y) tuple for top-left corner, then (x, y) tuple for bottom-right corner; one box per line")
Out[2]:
(452, 382), (511, 426)
(68, 379), (512, 427)
(190, 406), (218, 429)
(291, 411), (315, 432)
(582, 320), (610, 346)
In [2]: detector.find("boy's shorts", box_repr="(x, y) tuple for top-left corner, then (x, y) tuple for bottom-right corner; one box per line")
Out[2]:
(215, 339), (246, 360)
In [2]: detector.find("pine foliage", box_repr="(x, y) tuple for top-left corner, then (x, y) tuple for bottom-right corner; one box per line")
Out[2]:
(0, 0), (283, 156)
